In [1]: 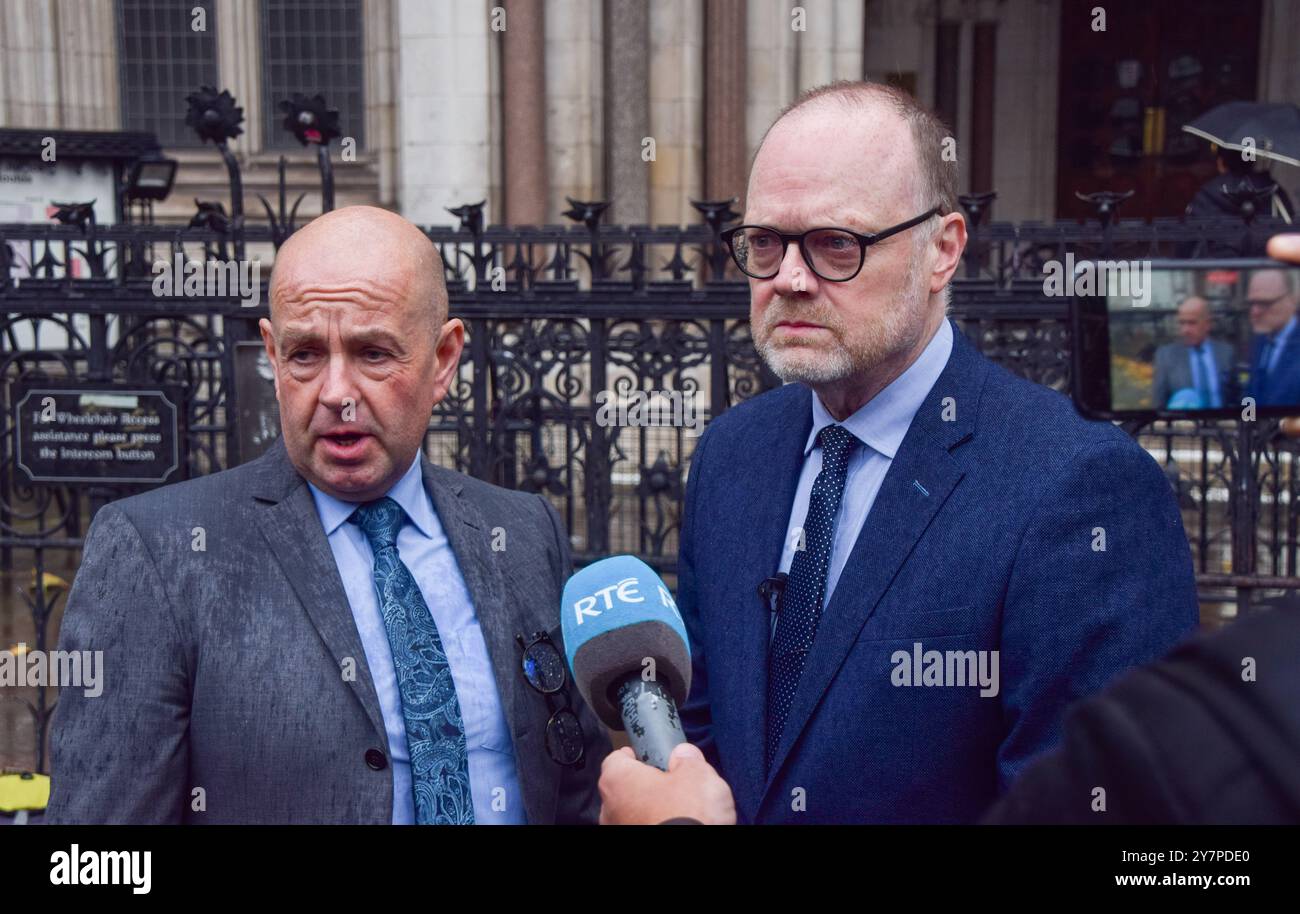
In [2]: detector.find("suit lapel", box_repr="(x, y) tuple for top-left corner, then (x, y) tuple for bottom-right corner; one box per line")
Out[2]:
(420, 461), (552, 823)
(724, 386), (810, 817)
(249, 441), (556, 820)
(251, 439), (387, 743)
(759, 322), (987, 804)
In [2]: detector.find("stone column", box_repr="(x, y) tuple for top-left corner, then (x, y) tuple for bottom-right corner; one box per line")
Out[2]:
(955, 8), (973, 196)
(832, 0), (865, 81)
(54, 0), (119, 130)
(0, 0), (61, 127)
(863, 0), (936, 112)
(0, 0), (118, 129)
(991, 0), (1059, 221)
(365, 0), (400, 206)
(215, 0), (262, 154)
(546, 0), (603, 221)
(796, 0), (834, 92)
(603, 0), (650, 224)
(705, 0), (747, 204)
(970, 20), (996, 197)
(396, 0), (494, 224)
(501, 0), (547, 225)
(1258, 0), (1300, 217)
(649, 0), (704, 225)
(1259, 0), (1300, 104)
(746, 0), (794, 167)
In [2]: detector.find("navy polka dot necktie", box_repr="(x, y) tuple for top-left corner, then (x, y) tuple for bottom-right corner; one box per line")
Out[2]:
(766, 423), (858, 773)
(352, 497), (475, 824)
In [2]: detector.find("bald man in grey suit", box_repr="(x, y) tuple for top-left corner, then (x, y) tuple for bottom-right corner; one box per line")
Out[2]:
(1152, 296), (1234, 409)
(47, 207), (607, 824)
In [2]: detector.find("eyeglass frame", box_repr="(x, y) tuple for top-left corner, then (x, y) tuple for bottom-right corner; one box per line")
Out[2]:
(1246, 291), (1292, 310)
(515, 629), (587, 769)
(719, 205), (944, 283)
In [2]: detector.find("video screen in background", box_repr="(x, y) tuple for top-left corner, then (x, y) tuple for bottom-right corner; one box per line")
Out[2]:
(1107, 266), (1300, 412)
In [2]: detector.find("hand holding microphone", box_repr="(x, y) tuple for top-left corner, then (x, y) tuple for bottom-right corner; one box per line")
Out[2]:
(560, 555), (736, 824)
(598, 743), (737, 825)
(561, 554), (693, 769)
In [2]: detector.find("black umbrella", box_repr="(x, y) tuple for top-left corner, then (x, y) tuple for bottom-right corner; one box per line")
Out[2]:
(1182, 101), (1300, 167)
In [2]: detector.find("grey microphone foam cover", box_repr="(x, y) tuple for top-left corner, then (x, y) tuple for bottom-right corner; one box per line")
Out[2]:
(569, 619), (692, 730)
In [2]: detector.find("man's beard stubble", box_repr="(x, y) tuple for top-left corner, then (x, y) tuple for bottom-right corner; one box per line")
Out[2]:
(753, 257), (929, 386)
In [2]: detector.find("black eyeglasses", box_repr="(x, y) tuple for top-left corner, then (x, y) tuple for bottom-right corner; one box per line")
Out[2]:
(515, 630), (586, 769)
(1247, 292), (1290, 310)
(720, 206), (942, 282)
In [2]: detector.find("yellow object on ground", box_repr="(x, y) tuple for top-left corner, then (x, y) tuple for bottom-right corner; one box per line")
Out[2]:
(0, 772), (50, 812)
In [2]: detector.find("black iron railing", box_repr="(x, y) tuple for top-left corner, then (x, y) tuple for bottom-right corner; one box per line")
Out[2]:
(2, 83), (1298, 775)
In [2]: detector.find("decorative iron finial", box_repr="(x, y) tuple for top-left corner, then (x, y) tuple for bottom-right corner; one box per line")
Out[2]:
(690, 198), (740, 232)
(184, 86), (244, 145)
(563, 198), (611, 232)
(1075, 189), (1135, 228)
(189, 200), (231, 233)
(279, 93), (342, 147)
(447, 201), (487, 236)
(958, 191), (997, 228)
(49, 201), (97, 230)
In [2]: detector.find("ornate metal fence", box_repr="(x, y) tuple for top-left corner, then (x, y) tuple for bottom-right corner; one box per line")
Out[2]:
(3, 86), (1300, 775)
(3, 203), (1300, 774)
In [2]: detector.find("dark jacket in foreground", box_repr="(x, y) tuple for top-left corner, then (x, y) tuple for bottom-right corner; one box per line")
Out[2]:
(983, 602), (1300, 824)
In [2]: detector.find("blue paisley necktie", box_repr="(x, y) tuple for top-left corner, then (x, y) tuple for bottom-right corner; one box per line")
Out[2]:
(351, 497), (475, 825)
(766, 424), (858, 773)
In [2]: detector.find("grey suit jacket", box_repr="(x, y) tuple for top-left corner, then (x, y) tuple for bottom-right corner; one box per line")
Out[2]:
(46, 438), (609, 824)
(1152, 338), (1234, 408)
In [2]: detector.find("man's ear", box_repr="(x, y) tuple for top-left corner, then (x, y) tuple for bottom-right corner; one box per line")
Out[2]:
(258, 318), (280, 402)
(430, 318), (466, 406)
(929, 212), (968, 295)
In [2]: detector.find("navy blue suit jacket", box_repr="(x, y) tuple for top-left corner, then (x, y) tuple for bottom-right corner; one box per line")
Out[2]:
(677, 321), (1199, 823)
(1246, 330), (1300, 407)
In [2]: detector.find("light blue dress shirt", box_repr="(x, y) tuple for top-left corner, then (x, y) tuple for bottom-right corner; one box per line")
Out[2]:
(776, 319), (954, 622)
(308, 454), (525, 824)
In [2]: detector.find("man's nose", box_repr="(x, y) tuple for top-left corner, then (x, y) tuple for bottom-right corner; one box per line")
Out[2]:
(771, 240), (819, 298)
(319, 354), (359, 412)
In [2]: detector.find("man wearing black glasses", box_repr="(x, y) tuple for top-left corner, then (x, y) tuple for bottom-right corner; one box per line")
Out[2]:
(598, 81), (1198, 825)
(1246, 269), (1300, 406)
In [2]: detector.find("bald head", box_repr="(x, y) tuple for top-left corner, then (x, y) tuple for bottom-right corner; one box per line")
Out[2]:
(753, 81), (957, 217)
(1176, 296), (1212, 347)
(259, 204), (465, 503)
(270, 205), (447, 327)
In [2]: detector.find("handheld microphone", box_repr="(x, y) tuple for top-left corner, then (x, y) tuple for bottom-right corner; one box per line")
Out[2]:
(560, 555), (691, 770)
